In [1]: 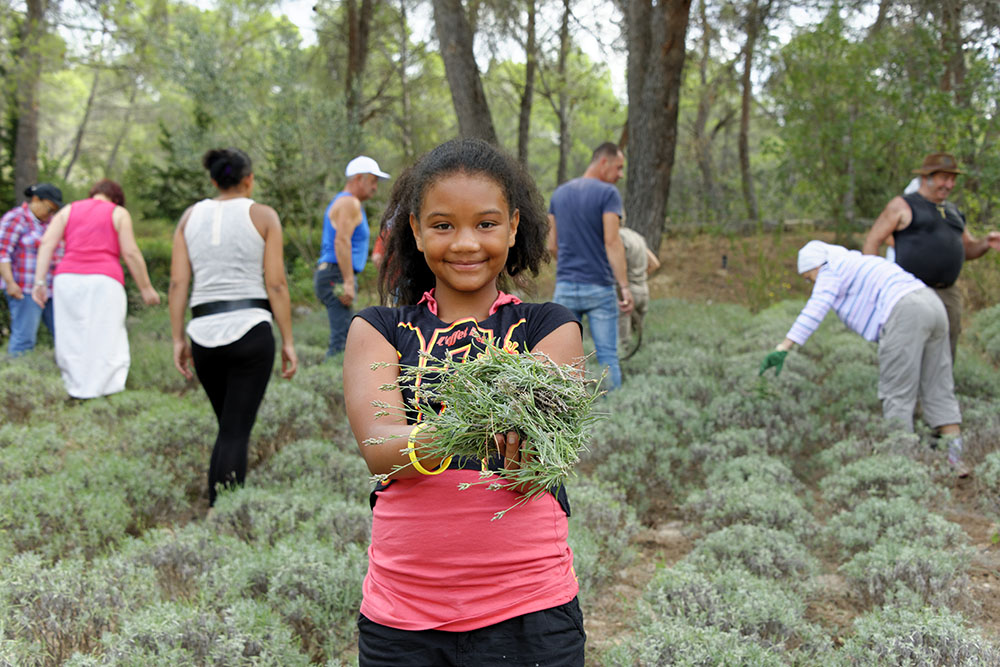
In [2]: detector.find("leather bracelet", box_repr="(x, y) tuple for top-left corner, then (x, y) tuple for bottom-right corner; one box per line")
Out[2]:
(406, 422), (452, 475)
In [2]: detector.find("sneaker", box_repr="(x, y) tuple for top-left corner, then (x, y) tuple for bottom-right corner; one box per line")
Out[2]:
(949, 458), (971, 478)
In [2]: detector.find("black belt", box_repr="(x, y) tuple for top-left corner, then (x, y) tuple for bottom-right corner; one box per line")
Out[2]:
(191, 298), (271, 318)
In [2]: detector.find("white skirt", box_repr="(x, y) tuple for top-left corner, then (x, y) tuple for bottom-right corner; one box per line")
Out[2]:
(53, 273), (129, 398)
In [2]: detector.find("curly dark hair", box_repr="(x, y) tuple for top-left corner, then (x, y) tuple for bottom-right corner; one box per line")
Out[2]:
(378, 138), (550, 305)
(202, 148), (252, 190)
(88, 179), (126, 207)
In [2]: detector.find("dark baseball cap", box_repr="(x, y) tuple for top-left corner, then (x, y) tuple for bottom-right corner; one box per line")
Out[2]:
(26, 183), (63, 208)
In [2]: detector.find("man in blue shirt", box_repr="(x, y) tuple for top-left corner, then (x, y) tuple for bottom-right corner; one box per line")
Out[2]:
(315, 155), (390, 357)
(547, 143), (633, 389)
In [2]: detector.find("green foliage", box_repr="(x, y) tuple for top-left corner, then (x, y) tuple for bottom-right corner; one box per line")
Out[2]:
(839, 541), (971, 608)
(683, 480), (816, 541)
(119, 398), (217, 498)
(0, 357), (66, 423)
(686, 525), (818, 583)
(638, 563), (828, 653)
(210, 485), (371, 548)
(0, 553), (159, 664)
(825, 497), (967, 559)
(835, 605), (1000, 666)
(0, 422), (65, 482)
(0, 450), (185, 560)
(567, 478), (639, 603)
(252, 438), (369, 500)
(974, 451), (1000, 516)
(378, 341), (603, 517)
(64, 600), (309, 666)
(703, 454), (802, 492)
(198, 538), (366, 661)
(600, 617), (789, 667)
(819, 454), (943, 511)
(252, 381), (328, 465)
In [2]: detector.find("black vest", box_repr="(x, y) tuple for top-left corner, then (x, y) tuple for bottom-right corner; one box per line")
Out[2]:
(894, 193), (965, 288)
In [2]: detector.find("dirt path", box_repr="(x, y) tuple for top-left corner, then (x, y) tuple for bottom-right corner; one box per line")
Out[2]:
(584, 505), (694, 660)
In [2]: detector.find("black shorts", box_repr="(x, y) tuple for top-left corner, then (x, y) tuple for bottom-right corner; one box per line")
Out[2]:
(357, 597), (586, 667)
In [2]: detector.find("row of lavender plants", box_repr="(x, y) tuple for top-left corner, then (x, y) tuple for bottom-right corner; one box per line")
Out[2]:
(2, 298), (1000, 664)
(592, 300), (1000, 665)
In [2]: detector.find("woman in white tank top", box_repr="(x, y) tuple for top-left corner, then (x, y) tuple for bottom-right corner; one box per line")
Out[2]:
(168, 148), (298, 509)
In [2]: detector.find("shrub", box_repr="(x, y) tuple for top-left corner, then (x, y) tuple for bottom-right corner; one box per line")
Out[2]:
(64, 599), (309, 666)
(600, 617), (789, 667)
(0, 451), (185, 560)
(834, 604), (1000, 666)
(0, 359), (66, 423)
(974, 451), (1000, 515)
(819, 454), (944, 511)
(814, 432), (924, 472)
(0, 553), (159, 663)
(703, 454), (802, 491)
(683, 481), (816, 541)
(252, 438), (370, 501)
(119, 400), (217, 498)
(0, 422), (65, 483)
(689, 428), (771, 464)
(639, 563), (827, 652)
(210, 485), (371, 548)
(125, 309), (190, 393)
(251, 382), (327, 463)
(825, 497), (967, 558)
(123, 524), (245, 602)
(839, 541), (971, 607)
(567, 478), (640, 602)
(685, 524), (818, 583)
(290, 362), (347, 426)
(198, 539), (366, 661)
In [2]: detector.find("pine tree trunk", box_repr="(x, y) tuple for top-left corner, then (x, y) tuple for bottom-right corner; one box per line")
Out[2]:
(624, 0), (692, 251)
(432, 0), (498, 143)
(13, 0), (47, 202)
(517, 0), (537, 164)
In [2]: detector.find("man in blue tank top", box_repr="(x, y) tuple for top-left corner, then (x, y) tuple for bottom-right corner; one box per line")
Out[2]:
(547, 143), (634, 389)
(315, 155), (390, 357)
(863, 152), (1000, 362)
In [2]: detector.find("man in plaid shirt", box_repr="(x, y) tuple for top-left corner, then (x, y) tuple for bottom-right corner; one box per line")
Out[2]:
(1, 183), (64, 356)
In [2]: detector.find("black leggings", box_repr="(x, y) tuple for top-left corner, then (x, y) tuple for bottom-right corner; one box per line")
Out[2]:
(191, 322), (274, 506)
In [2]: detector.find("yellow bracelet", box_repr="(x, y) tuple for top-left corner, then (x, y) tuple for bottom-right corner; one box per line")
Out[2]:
(407, 422), (453, 475)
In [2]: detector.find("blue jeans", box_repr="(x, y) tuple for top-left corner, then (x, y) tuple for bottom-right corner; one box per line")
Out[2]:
(553, 281), (622, 389)
(314, 264), (353, 357)
(6, 293), (54, 357)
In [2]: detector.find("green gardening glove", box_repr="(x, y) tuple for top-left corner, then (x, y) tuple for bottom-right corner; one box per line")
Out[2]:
(759, 350), (788, 377)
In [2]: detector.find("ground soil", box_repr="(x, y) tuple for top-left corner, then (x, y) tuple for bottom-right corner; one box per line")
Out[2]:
(579, 229), (1000, 662)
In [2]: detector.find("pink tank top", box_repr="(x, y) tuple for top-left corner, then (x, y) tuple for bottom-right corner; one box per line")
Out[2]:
(55, 198), (124, 285)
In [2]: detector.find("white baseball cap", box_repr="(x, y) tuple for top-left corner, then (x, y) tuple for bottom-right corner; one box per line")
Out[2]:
(345, 155), (390, 179)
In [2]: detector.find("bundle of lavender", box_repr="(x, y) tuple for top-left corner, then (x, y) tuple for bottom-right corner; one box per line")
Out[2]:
(368, 340), (603, 519)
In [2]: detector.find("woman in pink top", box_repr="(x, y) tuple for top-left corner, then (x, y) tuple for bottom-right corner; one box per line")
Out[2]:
(32, 179), (160, 398)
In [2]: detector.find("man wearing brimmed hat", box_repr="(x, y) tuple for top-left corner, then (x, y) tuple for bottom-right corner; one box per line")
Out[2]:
(863, 152), (1000, 362)
(315, 155), (390, 357)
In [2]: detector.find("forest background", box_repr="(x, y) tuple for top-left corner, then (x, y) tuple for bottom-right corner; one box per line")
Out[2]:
(2, 0), (999, 269)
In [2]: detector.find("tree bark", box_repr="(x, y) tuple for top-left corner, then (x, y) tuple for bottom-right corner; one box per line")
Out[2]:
(693, 0), (721, 223)
(346, 0), (376, 151)
(431, 0), (498, 143)
(396, 0), (415, 161)
(555, 0), (571, 184)
(738, 0), (760, 224)
(14, 0), (48, 203)
(517, 0), (537, 164)
(105, 83), (140, 175)
(624, 0), (692, 251)
(64, 68), (101, 182)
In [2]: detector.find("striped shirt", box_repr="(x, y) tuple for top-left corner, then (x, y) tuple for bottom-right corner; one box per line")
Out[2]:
(786, 250), (925, 344)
